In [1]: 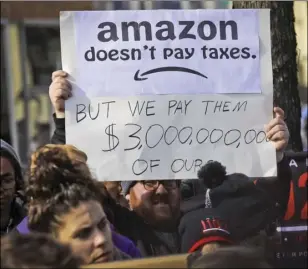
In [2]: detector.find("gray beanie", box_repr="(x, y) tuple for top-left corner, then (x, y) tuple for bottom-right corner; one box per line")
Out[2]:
(121, 181), (136, 196)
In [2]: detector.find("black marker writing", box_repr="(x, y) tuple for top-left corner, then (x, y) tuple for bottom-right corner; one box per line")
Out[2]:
(132, 159), (160, 175)
(75, 102), (116, 123)
(118, 124), (268, 152)
(102, 124), (119, 152)
(202, 100), (247, 115)
(168, 100), (192, 115)
(128, 100), (156, 117)
(171, 158), (203, 173)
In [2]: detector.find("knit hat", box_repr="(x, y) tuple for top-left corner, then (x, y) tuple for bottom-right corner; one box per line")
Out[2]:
(179, 208), (233, 253)
(181, 161), (279, 242)
(121, 181), (136, 196)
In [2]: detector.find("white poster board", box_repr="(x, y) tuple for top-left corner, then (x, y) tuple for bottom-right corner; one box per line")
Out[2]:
(60, 9), (277, 181)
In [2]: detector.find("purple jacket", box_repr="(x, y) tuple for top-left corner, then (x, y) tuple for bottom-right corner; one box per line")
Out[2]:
(111, 225), (142, 258)
(17, 217), (141, 259)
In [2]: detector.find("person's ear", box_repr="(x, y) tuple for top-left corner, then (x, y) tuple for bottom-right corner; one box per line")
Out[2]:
(125, 194), (133, 211)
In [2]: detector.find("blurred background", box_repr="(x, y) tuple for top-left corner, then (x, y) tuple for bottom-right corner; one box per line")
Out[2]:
(0, 1), (307, 166)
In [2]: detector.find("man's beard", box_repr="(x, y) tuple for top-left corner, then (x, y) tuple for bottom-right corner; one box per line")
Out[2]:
(140, 205), (179, 232)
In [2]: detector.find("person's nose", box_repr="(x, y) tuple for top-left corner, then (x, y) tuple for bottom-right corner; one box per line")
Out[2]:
(155, 182), (168, 194)
(93, 228), (107, 248)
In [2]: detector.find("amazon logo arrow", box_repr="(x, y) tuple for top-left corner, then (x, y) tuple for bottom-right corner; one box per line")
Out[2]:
(134, 66), (208, 81)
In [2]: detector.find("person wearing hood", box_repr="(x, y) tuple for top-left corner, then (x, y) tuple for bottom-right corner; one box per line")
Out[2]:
(0, 140), (26, 235)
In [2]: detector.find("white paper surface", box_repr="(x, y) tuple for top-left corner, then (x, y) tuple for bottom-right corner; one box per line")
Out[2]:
(62, 9), (260, 97)
(60, 9), (276, 181)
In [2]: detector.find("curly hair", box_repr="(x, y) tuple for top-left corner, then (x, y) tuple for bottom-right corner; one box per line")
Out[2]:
(26, 145), (108, 235)
(1, 233), (82, 268)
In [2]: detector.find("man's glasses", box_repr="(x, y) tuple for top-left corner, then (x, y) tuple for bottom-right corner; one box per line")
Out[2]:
(141, 180), (178, 191)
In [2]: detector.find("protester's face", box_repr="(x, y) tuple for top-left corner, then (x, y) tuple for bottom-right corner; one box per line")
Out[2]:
(0, 157), (16, 211)
(129, 180), (181, 230)
(56, 200), (113, 264)
(104, 182), (122, 201)
(104, 181), (129, 208)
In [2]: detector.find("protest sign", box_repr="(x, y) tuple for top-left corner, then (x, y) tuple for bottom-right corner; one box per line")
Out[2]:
(60, 9), (276, 181)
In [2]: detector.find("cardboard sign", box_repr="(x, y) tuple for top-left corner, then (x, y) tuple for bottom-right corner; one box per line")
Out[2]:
(60, 9), (276, 181)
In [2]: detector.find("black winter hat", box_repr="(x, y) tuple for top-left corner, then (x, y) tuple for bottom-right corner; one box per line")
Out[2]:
(210, 174), (277, 240)
(178, 208), (233, 253)
(181, 161), (279, 242)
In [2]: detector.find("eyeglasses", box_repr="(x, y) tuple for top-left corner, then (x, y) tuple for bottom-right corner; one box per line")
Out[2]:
(141, 180), (178, 191)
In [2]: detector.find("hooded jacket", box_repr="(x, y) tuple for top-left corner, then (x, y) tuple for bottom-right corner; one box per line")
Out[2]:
(0, 139), (27, 236)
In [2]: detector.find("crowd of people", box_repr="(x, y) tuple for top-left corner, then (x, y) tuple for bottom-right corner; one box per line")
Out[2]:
(0, 69), (307, 268)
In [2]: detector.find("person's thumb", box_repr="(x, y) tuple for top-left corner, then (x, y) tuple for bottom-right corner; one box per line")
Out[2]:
(273, 107), (284, 119)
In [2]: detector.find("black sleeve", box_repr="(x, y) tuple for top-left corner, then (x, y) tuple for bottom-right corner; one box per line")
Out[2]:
(255, 155), (292, 217)
(50, 114), (66, 144)
(110, 202), (146, 243)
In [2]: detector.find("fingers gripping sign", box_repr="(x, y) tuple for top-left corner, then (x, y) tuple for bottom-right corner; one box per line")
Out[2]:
(265, 107), (290, 162)
(49, 70), (72, 118)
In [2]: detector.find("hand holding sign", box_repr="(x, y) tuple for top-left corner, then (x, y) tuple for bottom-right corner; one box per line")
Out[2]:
(49, 70), (71, 118)
(60, 9), (276, 180)
(265, 107), (289, 162)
